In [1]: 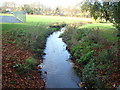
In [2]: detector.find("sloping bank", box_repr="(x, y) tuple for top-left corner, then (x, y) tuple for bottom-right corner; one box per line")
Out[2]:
(2, 23), (65, 89)
(61, 24), (120, 89)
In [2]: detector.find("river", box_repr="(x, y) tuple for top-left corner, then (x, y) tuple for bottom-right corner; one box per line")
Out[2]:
(41, 27), (80, 88)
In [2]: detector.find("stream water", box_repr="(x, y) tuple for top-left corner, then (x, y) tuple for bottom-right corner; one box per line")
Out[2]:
(41, 27), (80, 88)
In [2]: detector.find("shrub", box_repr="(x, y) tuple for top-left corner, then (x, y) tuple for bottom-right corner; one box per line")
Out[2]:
(77, 50), (94, 65)
(81, 45), (118, 88)
(82, 59), (103, 88)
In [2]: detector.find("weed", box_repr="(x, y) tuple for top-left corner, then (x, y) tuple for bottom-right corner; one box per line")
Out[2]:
(77, 50), (94, 65)
(17, 57), (37, 74)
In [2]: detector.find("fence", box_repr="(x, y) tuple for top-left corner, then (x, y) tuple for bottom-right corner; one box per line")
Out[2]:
(13, 11), (26, 23)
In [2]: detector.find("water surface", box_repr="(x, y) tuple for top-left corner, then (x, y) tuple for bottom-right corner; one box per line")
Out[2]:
(42, 28), (80, 88)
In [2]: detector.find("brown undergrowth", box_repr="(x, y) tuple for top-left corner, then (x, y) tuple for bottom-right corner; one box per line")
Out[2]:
(2, 33), (45, 89)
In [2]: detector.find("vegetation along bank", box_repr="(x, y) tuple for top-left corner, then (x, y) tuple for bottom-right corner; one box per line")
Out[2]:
(61, 23), (120, 88)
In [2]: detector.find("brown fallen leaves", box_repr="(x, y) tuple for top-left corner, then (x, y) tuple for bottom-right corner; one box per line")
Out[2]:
(94, 45), (120, 88)
(2, 34), (45, 89)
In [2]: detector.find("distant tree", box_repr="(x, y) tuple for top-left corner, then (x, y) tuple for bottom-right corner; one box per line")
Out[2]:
(100, 2), (113, 22)
(3, 2), (16, 9)
(81, 1), (92, 12)
(112, 2), (120, 33)
(80, 2), (93, 18)
(55, 7), (60, 15)
(90, 2), (101, 20)
(18, 6), (24, 11)
(80, 0), (120, 33)
(1, 9), (7, 13)
(81, 1), (112, 21)
(71, 6), (80, 17)
(23, 4), (33, 14)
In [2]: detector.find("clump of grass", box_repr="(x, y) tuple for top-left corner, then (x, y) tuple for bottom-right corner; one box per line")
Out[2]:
(25, 57), (37, 65)
(17, 57), (37, 74)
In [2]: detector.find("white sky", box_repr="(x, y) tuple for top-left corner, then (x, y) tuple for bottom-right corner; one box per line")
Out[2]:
(0, 0), (83, 8)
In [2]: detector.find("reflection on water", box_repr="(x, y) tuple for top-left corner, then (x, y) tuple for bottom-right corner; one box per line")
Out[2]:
(42, 28), (80, 88)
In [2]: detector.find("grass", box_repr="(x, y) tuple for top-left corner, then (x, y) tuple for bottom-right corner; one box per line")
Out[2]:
(79, 23), (118, 42)
(0, 13), (14, 16)
(17, 57), (38, 74)
(79, 23), (115, 30)
(1, 15), (94, 33)
(26, 15), (94, 23)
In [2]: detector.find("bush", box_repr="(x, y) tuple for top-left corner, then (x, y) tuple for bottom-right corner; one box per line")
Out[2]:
(81, 45), (118, 88)
(82, 59), (103, 88)
(1, 9), (7, 13)
(71, 41), (95, 65)
(77, 50), (94, 65)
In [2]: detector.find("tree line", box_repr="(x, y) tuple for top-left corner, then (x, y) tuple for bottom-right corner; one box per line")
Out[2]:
(0, 2), (82, 17)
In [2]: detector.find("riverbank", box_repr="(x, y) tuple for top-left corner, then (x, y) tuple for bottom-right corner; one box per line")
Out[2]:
(1, 19), (59, 88)
(2, 20), (66, 88)
(2, 34), (45, 88)
(2, 27), (52, 89)
(61, 23), (120, 88)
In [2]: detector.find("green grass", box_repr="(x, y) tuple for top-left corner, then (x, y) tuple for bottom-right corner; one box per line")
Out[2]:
(2, 15), (94, 33)
(79, 23), (115, 30)
(26, 15), (94, 24)
(79, 23), (118, 42)
(0, 13), (14, 16)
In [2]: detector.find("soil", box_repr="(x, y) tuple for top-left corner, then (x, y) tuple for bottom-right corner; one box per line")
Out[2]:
(2, 34), (45, 89)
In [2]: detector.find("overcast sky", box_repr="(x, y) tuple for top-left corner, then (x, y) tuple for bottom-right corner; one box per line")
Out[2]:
(0, 0), (83, 8)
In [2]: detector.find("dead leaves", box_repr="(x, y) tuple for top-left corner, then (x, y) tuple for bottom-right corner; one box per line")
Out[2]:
(2, 34), (45, 89)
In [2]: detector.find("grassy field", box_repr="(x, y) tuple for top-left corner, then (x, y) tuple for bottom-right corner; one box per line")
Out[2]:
(1, 15), (94, 32)
(79, 23), (118, 42)
(26, 15), (94, 23)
